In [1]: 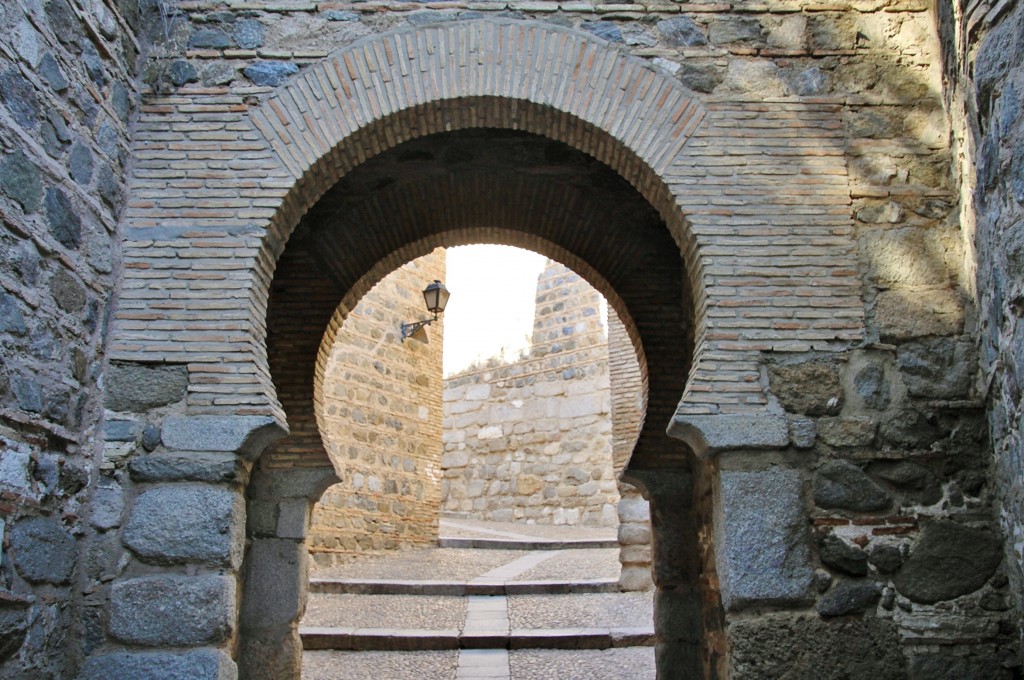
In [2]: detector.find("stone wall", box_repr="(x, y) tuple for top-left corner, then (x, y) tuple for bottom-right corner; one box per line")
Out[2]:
(307, 250), (445, 566)
(441, 261), (620, 526)
(938, 0), (1024, 660)
(0, 0), (138, 676)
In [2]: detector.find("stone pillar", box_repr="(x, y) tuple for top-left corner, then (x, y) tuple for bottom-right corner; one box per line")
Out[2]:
(623, 469), (701, 679)
(83, 416), (285, 680)
(239, 460), (338, 680)
(617, 482), (653, 591)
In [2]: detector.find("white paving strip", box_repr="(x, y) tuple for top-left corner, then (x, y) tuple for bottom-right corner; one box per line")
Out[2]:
(457, 551), (559, 679)
(470, 551), (559, 584)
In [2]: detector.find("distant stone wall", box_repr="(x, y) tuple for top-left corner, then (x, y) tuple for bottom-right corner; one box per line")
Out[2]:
(0, 0), (139, 676)
(441, 262), (620, 526)
(307, 250), (446, 566)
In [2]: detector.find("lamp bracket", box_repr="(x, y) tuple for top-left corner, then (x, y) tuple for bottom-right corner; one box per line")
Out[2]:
(400, 314), (437, 342)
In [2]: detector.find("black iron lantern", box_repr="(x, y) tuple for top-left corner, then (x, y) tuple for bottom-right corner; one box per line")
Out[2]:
(401, 280), (450, 342)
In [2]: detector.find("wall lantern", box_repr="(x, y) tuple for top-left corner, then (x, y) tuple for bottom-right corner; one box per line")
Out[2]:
(400, 280), (451, 342)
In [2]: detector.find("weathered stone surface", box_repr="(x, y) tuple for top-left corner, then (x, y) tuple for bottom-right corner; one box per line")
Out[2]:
(89, 482), (124, 530)
(240, 539), (307, 630)
(109, 575), (235, 646)
(68, 142), (93, 185)
(168, 60), (199, 87)
(893, 520), (1002, 604)
(233, 20), (265, 49)
(669, 414), (789, 456)
(38, 53), (68, 92)
(123, 484), (244, 566)
(788, 417), (816, 448)
(44, 188), (82, 248)
(813, 460), (892, 512)
(867, 460), (942, 506)
(819, 534), (868, 576)
(657, 17), (706, 47)
(853, 363), (891, 411)
(721, 60), (789, 97)
(863, 227), (952, 287)
(104, 362), (188, 412)
(129, 452), (246, 484)
(908, 654), (1012, 680)
(79, 647), (237, 680)
(729, 614), (906, 679)
(103, 419), (138, 443)
(717, 466), (813, 610)
(816, 579), (882, 617)
(676, 63), (724, 93)
(0, 293), (28, 336)
(581, 21), (622, 43)
(9, 515), (75, 584)
(875, 289), (964, 341)
(868, 544), (904, 574)
(325, 10), (360, 21)
(0, 151), (43, 212)
(0, 600), (30, 663)
(710, 17), (764, 45)
(189, 28), (232, 49)
(243, 61), (298, 87)
(767, 358), (842, 416)
(897, 337), (976, 399)
(50, 269), (86, 313)
(0, 69), (38, 128)
(161, 415), (284, 458)
(817, 416), (876, 448)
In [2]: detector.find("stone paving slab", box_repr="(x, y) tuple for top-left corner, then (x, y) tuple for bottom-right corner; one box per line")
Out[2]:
(300, 648), (656, 679)
(509, 647), (656, 679)
(299, 626), (654, 652)
(302, 650), (458, 679)
(310, 548), (523, 581)
(308, 577), (620, 596)
(509, 549), (621, 582)
(507, 593), (654, 630)
(304, 594), (467, 629)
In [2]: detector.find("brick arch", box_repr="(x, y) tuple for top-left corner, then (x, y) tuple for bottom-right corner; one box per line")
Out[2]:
(113, 16), (861, 459)
(265, 131), (685, 474)
(246, 20), (709, 431)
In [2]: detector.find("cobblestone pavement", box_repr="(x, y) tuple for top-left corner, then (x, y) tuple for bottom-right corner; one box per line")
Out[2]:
(301, 520), (654, 679)
(509, 549), (620, 582)
(507, 593), (653, 630)
(310, 548), (522, 581)
(302, 648), (656, 679)
(304, 594), (468, 629)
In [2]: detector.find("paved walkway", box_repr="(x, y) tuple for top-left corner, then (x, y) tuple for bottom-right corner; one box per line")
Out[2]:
(300, 519), (655, 679)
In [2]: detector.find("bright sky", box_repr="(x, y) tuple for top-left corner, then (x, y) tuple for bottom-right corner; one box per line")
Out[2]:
(443, 245), (547, 376)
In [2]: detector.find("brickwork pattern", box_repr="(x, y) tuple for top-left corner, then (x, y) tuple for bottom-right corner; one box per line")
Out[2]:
(111, 15), (865, 436)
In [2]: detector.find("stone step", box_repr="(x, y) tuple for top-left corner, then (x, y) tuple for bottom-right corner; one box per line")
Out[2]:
(308, 577), (620, 596)
(299, 626), (654, 652)
(437, 537), (617, 550)
(302, 647), (657, 680)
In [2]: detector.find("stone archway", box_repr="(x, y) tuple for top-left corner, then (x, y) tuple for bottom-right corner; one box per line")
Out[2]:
(104, 18), (860, 680)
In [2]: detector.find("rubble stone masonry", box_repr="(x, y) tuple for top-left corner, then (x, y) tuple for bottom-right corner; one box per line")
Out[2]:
(441, 261), (620, 527)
